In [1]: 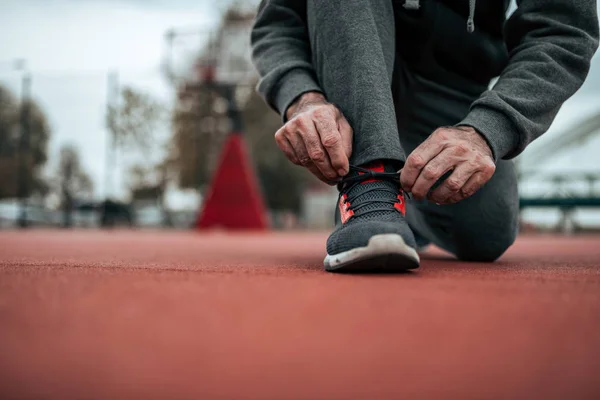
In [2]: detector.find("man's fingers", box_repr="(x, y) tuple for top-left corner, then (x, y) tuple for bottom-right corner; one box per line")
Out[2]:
(436, 157), (495, 204)
(399, 126), (496, 203)
(284, 129), (334, 184)
(314, 112), (348, 176)
(276, 103), (355, 182)
(428, 163), (477, 204)
(450, 162), (495, 203)
(446, 171), (487, 203)
(288, 124), (336, 181)
(409, 148), (454, 200)
(286, 127), (310, 166)
(401, 134), (445, 192)
(274, 129), (300, 165)
(295, 132), (336, 184)
(293, 118), (337, 180)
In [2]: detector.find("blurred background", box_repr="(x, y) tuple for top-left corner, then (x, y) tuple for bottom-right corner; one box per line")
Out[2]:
(0, 0), (599, 233)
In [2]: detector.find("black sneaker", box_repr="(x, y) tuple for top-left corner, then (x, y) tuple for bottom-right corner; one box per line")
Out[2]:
(324, 162), (420, 272)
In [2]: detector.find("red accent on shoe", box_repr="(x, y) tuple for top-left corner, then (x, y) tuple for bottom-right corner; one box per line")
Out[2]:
(358, 161), (385, 184)
(339, 194), (354, 224)
(395, 193), (406, 216)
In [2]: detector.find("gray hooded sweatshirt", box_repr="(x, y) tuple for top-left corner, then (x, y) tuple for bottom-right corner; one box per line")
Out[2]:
(251, 0), (599, 161)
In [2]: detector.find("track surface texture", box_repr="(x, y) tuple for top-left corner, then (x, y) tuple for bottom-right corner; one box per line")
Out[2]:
(1, 230), (599, 399)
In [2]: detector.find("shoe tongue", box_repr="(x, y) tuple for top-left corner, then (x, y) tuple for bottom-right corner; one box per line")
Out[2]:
(361, 161), (385, 173)
(357, 161), (396, 184)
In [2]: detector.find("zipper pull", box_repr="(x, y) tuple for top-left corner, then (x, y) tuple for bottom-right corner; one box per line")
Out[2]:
(403, 0), (420, 10)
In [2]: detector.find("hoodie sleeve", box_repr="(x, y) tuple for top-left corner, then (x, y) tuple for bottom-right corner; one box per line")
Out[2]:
(459, 0), (599, 161)
(250, 0), (322, 119)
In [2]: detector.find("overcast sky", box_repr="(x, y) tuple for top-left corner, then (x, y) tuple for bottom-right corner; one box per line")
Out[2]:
(0, 0), (223, 202)
(0, 0), (599, 205)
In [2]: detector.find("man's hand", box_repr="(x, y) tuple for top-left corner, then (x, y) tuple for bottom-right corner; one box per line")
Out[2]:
(275, 92), (353, 184)
(400, 126), (496, 204)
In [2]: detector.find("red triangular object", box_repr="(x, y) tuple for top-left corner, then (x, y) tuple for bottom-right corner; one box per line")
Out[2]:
(196, 133), (269, 230)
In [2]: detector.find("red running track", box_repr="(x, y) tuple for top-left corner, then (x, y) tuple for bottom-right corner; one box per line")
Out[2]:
(0, 230), (599, 399)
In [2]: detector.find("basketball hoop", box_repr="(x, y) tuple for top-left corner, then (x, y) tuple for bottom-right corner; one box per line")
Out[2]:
(163, 19), (269, 231)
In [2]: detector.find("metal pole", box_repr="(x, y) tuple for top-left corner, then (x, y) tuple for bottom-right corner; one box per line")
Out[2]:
(103, 71), (119, 226)
(105, 71), (119, 198)
(221, 83), (244, 133)
(17, 72), (32, 228)
(164, 30), (175, 83)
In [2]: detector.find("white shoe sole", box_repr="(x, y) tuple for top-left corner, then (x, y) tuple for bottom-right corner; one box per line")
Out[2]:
(324, 233), (420, 273)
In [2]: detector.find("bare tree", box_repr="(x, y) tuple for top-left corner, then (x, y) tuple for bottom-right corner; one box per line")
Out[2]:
(0, 84), (51, 199)
(107, 86), (173, 225)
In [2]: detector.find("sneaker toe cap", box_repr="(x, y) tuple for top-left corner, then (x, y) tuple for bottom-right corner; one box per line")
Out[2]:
(326, 220), (416, 255)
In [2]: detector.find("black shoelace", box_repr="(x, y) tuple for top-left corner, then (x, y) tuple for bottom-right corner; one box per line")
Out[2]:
(338, 165), (409, 218)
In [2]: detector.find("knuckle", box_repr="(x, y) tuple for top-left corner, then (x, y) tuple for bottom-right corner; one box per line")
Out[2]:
(460, 187), (473, 197)
(407, 154), (425, 169)
(422, 166), (439, 180)
(455, 144), (470, 155)
(294, 116), (307, 130)
(446, 179), (462, 191)
(467, 160), (479, 170)
(321, 134), (340, 148)
(283, 122), (295, 135)
(275, 136), (288, 149)
(479, 166), (493, 177)
(436, 130), (450, 141)
(312, 107), (328, 120)
(309, 149), (325, 162)
(485, 163), (496, 175)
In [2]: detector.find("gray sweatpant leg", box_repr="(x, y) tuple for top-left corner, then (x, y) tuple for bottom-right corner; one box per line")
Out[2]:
(306, 0), (519, 261)
(306, 0), (404, 166)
